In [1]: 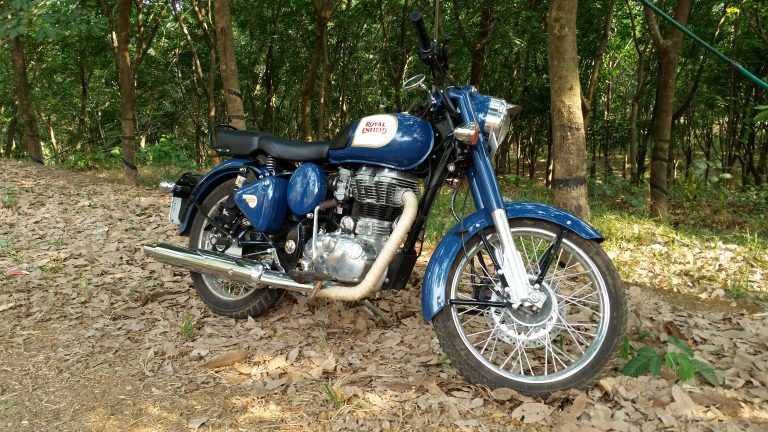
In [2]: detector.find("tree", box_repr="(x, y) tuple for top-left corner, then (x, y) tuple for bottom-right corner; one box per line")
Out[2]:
(643, 0), (692, 219)
(101, 0), (166, 184)
(300, 0), (335, 142)
(214, 0), (245, 130)
(547, 0), (590, 220)
(9, 35), (42, 164)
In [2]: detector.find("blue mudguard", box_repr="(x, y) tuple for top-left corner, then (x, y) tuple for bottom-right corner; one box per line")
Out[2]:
(421, 202), (604, 322)
(178, 158), (259, 234)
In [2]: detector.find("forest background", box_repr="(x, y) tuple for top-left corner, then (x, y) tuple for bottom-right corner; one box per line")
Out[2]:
(1, 0), (766, 301)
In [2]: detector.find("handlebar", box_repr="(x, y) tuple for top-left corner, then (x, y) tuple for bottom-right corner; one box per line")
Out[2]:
(410, 12), (432, 53)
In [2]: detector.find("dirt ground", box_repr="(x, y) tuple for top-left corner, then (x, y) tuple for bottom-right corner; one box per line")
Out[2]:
(1, 159), (767, 431)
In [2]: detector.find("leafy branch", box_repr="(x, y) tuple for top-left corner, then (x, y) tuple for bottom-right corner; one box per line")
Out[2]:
(620, 333), (719, 386)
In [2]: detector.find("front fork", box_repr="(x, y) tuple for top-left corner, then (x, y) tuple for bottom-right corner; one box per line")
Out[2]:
(454, 92), (542, 309)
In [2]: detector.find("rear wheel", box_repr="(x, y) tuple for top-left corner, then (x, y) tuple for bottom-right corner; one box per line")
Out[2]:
(188, 180), (283, 319)
(433, 218), (626, 396)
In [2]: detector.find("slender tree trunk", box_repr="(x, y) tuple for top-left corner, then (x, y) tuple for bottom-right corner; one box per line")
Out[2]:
(76, 61), (92, 152)
(317, 14), (330, 139)
(603, 74), (613, 178)
(115, 0), (138, 184)
(469, 0), (494, 88)
(548, 0), (590, 220)
(191, 0), (218, 130)
(10, 36), (43, 164)
(4, 101), (18, 157)
(214, 0), (246, 130)
(300, 0), (332, 141)
(643, 0), (691, 219)
(757, 128), (767, 186)
(261, 5), (281, 130)
(102, 0), (165, 183)
(582, 0), (617, 131)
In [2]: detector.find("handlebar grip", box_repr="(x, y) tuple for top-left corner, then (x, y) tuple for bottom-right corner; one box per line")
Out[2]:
(410, 12), (432, 52)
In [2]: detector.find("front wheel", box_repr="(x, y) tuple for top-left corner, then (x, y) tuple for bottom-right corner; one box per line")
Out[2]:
(433, 218), (626, 396)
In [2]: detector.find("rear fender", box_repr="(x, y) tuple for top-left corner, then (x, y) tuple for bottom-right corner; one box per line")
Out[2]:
(420, 202), (603, 322)
(178, 158), (259, 235)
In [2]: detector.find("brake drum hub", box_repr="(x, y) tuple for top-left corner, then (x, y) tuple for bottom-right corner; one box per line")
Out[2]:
(484, 283), (563, 348)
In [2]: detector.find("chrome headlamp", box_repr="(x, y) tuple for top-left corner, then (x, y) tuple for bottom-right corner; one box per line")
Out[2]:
(484, 97), (512, 145)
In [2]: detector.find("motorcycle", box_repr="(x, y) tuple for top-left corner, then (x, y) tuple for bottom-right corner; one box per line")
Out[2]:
(145, 11), (627, 396)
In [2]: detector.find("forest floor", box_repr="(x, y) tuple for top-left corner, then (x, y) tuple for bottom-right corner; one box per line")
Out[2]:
(1, 158), (767, 431)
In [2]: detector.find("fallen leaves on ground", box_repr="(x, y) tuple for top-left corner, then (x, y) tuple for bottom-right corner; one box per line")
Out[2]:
(0, 159), (766, 431)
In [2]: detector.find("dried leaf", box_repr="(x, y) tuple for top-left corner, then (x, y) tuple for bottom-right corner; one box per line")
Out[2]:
(511, 403), (552, 424)
(187, 417), (208, 429)
(201, 349), (249, 369)
(490, 387), (531, 402)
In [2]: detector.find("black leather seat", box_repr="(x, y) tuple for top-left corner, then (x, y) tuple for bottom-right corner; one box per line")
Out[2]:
(213, 130), (330, 161)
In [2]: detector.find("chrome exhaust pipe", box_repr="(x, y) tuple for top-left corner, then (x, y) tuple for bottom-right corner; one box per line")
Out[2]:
(144, 190), (419, 301)
(142, 243), (316, 295)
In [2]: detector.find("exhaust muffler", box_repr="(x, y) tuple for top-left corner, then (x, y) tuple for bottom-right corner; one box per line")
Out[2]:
(144, 191), (418, 301)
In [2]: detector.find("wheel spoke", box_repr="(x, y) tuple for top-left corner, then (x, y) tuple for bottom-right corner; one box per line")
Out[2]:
(442, 222), (620, 388)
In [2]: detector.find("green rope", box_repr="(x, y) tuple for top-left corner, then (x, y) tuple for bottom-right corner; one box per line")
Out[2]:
(638, 0), (768, 91)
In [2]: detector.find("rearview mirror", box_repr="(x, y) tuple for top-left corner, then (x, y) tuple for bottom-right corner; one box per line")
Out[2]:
(402, 74), (426, 91)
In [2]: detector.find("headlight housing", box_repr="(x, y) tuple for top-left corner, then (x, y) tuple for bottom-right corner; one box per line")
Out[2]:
(483, 97), (512, 144)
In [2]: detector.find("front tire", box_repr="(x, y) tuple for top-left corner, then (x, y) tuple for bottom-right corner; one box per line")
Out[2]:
(188, 180), (283, 319)
(433, 218), (626, 396)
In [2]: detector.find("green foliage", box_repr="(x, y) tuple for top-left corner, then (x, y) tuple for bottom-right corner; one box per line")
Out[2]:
(3, 189), (16, 207)
(621, 334), (719, 386)
(321, 383), (346, 409)
(139, 136), (196, 169)
(590, 176), (646, 213)
(0, 395), (17, 414)
(179, 314), (195, 339)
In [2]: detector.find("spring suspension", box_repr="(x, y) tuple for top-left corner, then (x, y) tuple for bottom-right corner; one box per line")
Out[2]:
(265, 156), (278, 172)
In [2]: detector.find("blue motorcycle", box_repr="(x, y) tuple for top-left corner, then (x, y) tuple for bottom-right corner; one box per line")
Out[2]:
(145, 12), (627, 396)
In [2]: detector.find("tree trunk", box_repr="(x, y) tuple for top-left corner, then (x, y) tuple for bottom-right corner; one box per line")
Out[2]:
(469, 0), (494, 88)
(548, 0), (590, 220)
(757, 128), (767, 186)
(115, 0), (138, 184)
(643, 0), (691, 219)
(101, 0), (165, 183)
(214, 0), (246, 130)
(262, 5), (281, 130)
(75, 61), (92, 152)
(581, 0), (617, 131)
(3, 101), (18, 157)
(10, 36), (43, 164)
(300, 0), (332, 141)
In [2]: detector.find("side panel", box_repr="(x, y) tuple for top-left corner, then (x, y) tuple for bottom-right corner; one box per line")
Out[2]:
(420, 202), (604, 322)
(178, 158), (259, 234)
(235, 177), (288, 232)
(329, 113), (434, 170)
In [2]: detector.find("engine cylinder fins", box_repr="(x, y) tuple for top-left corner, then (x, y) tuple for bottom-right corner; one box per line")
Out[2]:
(349, 167), (419, 206)
(359, 203), (402, 221)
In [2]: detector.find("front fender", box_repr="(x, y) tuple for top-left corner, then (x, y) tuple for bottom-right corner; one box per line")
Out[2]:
(421, 202), (603, 322)
(178, 158), (258, 234)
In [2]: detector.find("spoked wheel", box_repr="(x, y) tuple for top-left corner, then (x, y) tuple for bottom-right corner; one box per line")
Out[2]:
(433, 218), (626, 396)
(188, 180), (283, 319)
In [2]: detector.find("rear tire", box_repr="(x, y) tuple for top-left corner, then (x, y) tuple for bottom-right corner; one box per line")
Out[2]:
(188, 180), (283, 319)
(433, 218), (626, 396)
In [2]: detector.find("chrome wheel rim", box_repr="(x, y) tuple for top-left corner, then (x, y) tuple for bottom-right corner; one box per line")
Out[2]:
(449, 226), (610, 383)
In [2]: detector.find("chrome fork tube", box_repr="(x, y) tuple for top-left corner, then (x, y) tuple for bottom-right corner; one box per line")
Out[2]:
(491, 208), (530, 305)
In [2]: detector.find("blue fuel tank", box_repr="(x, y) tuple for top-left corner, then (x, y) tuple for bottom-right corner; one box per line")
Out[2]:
(329, 113), (434, 170)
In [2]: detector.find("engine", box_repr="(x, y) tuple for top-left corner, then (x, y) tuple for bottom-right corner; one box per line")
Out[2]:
(302, 166), (419, 283)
